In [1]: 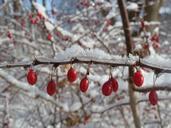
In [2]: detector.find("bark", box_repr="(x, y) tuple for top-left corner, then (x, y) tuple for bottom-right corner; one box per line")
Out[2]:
(117, 0), (141, 128)
(13, 0), (20, 12)
(13, 0), (20, 19)
(42, 0), (46, 7)
(144, 0), (164, 21)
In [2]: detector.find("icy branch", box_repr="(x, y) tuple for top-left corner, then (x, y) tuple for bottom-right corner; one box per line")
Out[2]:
(0, 56), (171, 73)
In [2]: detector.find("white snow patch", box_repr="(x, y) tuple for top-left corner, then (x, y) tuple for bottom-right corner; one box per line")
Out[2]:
(32, 2), (47, 19)
(95, 0), (104, 3)
(80, 38), (96, 48)
(128, 54), (139, 65)
(70, 102), (82, 111)
(144, 53), (171, 68)
(160, 7), (171, 14)
(134, 44), (142, 50)
(55, 45), (112, 60)
(127, 2), (138, 11)
(88, 82), (100, 97)
(44, 21), (55, 32)
(153, 27), (159, 34)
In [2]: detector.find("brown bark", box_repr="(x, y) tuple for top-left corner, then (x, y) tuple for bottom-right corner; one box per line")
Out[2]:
(144, 0), (164, 21)
(42, 0), (46, 7)
(117, 0), (141, 128)
(13, 0), (20, 13)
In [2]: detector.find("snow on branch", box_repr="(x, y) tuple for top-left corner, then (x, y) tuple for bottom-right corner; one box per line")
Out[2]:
(0, 56), (171, 73)
(133, 84), (171, 92)
(32, 1), (47, 19)
(127, 2), (138, 11)
(91, 95), (171, 113)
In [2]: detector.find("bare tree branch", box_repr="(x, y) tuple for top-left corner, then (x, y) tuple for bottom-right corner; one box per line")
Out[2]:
(0, 57), (171, 73)
(133, 84), (171, 92)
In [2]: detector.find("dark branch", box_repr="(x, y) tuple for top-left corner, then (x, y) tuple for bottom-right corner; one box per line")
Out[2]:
(133, 85), (171, 92)
(0, 57), (171, 73)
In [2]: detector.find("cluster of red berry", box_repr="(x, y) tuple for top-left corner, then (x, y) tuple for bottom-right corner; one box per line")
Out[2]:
(133, 70), (158, 105)
(29, 11), (44, 25)
(27, 68), (56, 96)
(7, 31), (13, 39)
(26, 67), (117, 96)
(28, 12), (54, 42)
(26, 67), (158, 105)
(26, 67), (87, 96)
(27, 67), (118, 96)
(140, 20), (160, 49)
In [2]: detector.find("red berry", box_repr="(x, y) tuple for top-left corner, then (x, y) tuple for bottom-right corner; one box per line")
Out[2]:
(133, 70), (144, 87)
(80, 0), (90, 8)
(80, 76), (89, 92)
(143, 44), (149, 49)
(7, 31), (12, 39)
(62, 36), (70, 41)
(102, 80), (112, 96)
(83, 115), (90, 124)
(29, 13), (33, 20)
(27, 68), (37, 85)
(30, 18), (37, 24)
(47, 80), (57, 96)
(67, 67), (77, 83)
(151, 34), (159, 43)
(56, 31), (63, 38)
(149, 90), (158, 105)
(47, 33), (52, 41)
(110, 77), (118, 92)
(152, 42), (160, 49)
(106, 19), (112, 26)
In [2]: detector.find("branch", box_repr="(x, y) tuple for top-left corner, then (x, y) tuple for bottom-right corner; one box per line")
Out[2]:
(133, 84), (171, 92)
(91, 95), (171, 113)
(0, 56), (171, 73)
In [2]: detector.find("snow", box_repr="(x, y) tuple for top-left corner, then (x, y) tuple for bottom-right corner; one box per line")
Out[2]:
(153, 27), (159, 34)
(70, 102), (82, 111)
(163, 40), (169, 45)
(88, 81), (100, 97)
(32, 2), (47, 19)
(127, 2), (138, 11)
(128, 54), (139, 65)
(80, 38), (97, 48)
(160, 7), (171, 14)
(44, 21), (55, 32)
(55, 44), (113, 60)
(106, 8), (117, 19)
(134, 44), (143, 50)
(144, 53), (171, 67)
(0, 69), (59, 106)
(91, 98), (129, 113)
(95, 0), (104, 3)
(58, 100), (82, 112)
(56, 26), (73, 37)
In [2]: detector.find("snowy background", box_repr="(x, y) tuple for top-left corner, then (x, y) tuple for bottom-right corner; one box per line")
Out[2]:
(0, 0), (170, 128)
